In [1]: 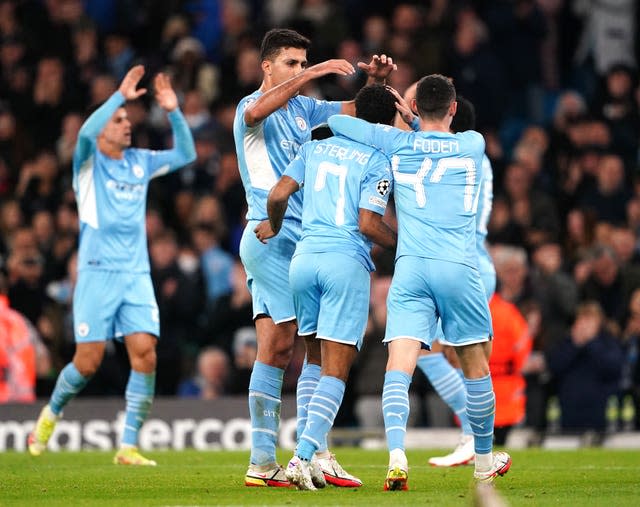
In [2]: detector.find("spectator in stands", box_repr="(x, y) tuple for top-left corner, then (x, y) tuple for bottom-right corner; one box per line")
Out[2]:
(0, 198), (23, 261)
(520, 299), (552, 439)
(178, 346), (230, 399)
(609, 226), (640, 267)
(71, 20), (102, 95)
(56, 112), (83, 169)
(487, 196), (526, 246)
(446, 6), (508, 129)
(88, 74), (118, 109)
(168, 36), (220, 106)
(149, 229), (205, 395)
(485, 0), (547, 122)
(104, 31), (136, 81)
(215, 151), (245, 252)
(190, 196), (234, 311)
(564, 208), (597, 269)
(530, 242), (578, 348)
(205, 258), (253, 358)
(6, 235), (50, 328)
(547, 301), (624, 433)
(580, 154), (632, 226)
(493, 244), (532, 307)
(579, 245), (640, 326)
(228, 326), (258, 394)
(28, 56), (74, 149)
(592, 63), (640, 177)
(15, 150), (62, 221)
(502, 162), (560, 249)
(0, 103), (31, 177)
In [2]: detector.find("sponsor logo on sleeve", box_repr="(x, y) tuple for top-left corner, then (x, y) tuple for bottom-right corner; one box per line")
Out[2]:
(369, 196), (387, 209)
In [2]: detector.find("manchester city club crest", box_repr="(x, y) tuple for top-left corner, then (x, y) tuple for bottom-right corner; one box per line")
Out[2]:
(132, 164), (144, 178)
(295, 116), (307, 131)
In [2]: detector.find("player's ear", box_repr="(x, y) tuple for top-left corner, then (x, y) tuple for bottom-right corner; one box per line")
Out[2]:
(410, 98), (418, 115)
(262, 59), (271, 75)
(449, 101), (457, 117)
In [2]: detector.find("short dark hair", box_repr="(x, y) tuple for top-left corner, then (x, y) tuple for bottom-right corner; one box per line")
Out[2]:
(355, 84), (397, 125)
(450, 95), (476, 132)
(415, 74), (456, 120)
(260, 29), (311, 61)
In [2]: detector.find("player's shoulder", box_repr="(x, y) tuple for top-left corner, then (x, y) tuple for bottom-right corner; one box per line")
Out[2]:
(292, 94), (329, 107)
(299, 138), (320, 155)
(368, 144), (392, 165)
(455, 129), (484, 145)
(236, 90), (262, 113)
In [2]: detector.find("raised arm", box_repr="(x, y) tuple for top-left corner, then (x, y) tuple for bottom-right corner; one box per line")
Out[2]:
(244, 59), (356, 127)
(341, 54), (397, 116)
(75, 65), (147, 163)
(148, 73), (196, 176)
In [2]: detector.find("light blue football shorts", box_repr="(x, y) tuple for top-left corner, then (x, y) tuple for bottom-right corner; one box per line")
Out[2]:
(385, 256), (493, 348)
(73, 270), (159, 343)
(478, 252), (496, 301)
(239, 219), (301, 324)
(432, 253), (496, 342)
(289, 252), (369, 350)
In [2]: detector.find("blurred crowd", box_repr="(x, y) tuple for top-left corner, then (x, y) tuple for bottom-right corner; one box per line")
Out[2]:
(1, 0), (640, 439)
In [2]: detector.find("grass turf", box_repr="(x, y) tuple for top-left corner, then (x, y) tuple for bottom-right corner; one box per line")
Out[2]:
(1, 448), (639, 506)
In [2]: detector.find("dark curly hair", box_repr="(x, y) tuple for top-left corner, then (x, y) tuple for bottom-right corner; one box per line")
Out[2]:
(450, 95), (476, 133)
(354, 84), (397, 126)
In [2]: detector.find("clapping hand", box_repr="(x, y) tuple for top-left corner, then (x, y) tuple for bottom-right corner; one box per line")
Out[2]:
(358, 54), (397, 83)
(154, 73), (178, 112)
(118, 65), (147, 101)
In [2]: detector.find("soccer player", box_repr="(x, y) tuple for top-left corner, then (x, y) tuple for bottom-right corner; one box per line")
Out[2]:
(234, 28), (395, 488)
(256, 84), (398, 490)
(328, 75), (512, 490)
(27, 65), (196, 465)
(396, 89), (497, 467)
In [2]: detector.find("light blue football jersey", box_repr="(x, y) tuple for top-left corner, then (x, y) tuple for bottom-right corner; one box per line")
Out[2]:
(284, 136), (392, 271)
(233, 91), (342, 222)
(328, 115), (485, 267)
(73, 91), (196, 273)
(476, 154), (494, 268)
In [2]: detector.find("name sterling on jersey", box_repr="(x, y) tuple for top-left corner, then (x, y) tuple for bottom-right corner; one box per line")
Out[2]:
(313, 142), (371, 165)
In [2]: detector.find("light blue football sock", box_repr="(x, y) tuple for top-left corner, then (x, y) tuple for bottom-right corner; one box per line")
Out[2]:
(121, 370), (155, 447)
(417, 353), (472, 434)
(49, 363), (90, 415)
(382, 370), (412, 452)
(297, 375), (345, 461)
(249, 361), (284, 466)
(464, 374), (495, 454)
(296, 362), (321, 448)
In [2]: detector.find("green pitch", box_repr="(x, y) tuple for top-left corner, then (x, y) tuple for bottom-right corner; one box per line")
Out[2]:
(1, 448), (639, 506)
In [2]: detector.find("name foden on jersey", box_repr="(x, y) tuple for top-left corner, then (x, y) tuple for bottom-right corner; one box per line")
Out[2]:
(413, 139), (460, 154)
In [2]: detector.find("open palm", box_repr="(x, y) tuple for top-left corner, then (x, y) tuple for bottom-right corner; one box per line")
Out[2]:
(154, 73), (178, 112)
